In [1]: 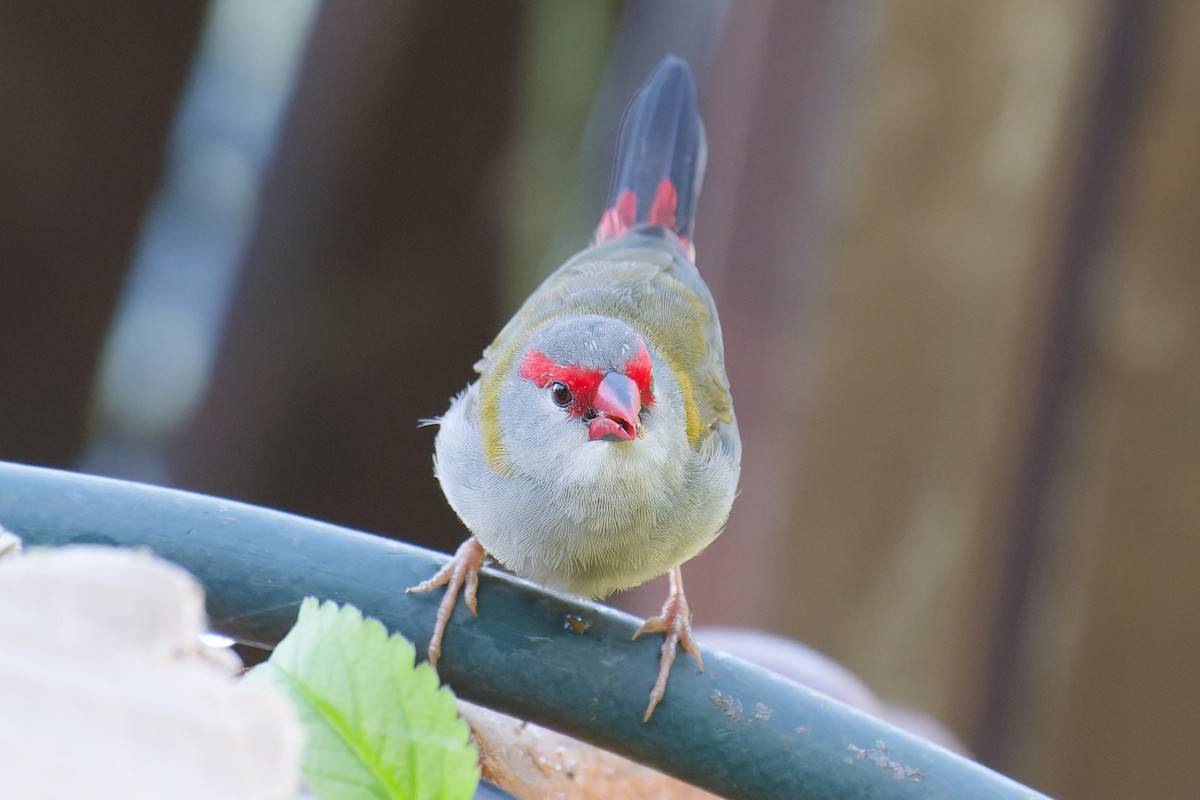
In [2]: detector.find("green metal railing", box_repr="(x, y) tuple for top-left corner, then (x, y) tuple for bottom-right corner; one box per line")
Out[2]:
(0, 460), (1050, 799)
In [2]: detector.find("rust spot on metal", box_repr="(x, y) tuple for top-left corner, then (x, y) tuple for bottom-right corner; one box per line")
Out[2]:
(847, 740), (923, 782)
(710, 689), (744, 721)
(751, 702), (772, 721)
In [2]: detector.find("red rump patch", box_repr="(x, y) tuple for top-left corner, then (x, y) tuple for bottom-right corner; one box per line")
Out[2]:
(596, 189), (637, 244)
(519, 338), (655, 413)
(649, 179), (692, 253)
(648, 178), (677, 230)
(595, 182), (689, 252)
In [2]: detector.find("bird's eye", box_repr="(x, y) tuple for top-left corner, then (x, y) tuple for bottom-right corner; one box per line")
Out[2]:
(550, 382), (574, 408)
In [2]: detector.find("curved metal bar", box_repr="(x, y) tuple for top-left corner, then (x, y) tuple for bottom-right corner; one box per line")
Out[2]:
(0, 461), (1049, 800)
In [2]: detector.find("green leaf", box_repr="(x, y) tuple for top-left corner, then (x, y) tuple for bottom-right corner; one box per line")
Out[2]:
(245, 598), (480, 800)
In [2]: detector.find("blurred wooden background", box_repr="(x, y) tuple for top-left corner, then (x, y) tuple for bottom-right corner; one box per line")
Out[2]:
(3, 2), (1198, 798)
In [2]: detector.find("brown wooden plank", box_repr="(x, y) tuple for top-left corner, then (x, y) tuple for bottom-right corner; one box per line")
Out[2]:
(675, 0), (1108, 767)
(1001, 3), (1200, 796)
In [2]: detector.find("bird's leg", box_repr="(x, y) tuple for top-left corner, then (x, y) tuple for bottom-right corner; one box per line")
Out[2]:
(632, 565), (703, 721)
(406, 536), (487, 669)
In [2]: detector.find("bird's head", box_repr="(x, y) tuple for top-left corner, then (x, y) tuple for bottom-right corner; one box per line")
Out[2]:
(489, 314), (694, 481)
(515, 315), (654, 440)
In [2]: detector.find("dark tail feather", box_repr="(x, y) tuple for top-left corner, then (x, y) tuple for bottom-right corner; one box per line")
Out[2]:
(596, 55), (706, 250)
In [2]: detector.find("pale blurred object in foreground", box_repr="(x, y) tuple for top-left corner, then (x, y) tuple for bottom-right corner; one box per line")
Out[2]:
(0, 543), (302, 800)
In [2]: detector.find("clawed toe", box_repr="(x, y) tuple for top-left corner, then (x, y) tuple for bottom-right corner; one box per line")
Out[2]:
(406, 537), (486, 668)
(634, 566), (702, 721)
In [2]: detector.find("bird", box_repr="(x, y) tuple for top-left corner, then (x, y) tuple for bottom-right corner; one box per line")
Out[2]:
(409, 55), (740, 722)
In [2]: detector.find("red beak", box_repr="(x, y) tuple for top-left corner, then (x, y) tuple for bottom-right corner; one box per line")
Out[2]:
(587, 372), (641, 441)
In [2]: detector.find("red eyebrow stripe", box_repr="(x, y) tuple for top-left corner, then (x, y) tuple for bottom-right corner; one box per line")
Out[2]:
(519, 340), (655, 410)
(624, 338), (655, 407)
(519, 351), (603, 417)
(519, 351), (603, 392)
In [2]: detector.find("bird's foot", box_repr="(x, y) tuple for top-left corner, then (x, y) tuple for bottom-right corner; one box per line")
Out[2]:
(632, 566), (702, 722)
(406, 537), (487, 669)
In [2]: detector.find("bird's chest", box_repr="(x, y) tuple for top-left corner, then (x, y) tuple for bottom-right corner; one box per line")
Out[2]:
(515, 440), (683, 541)
(468, 439), (695, 595)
